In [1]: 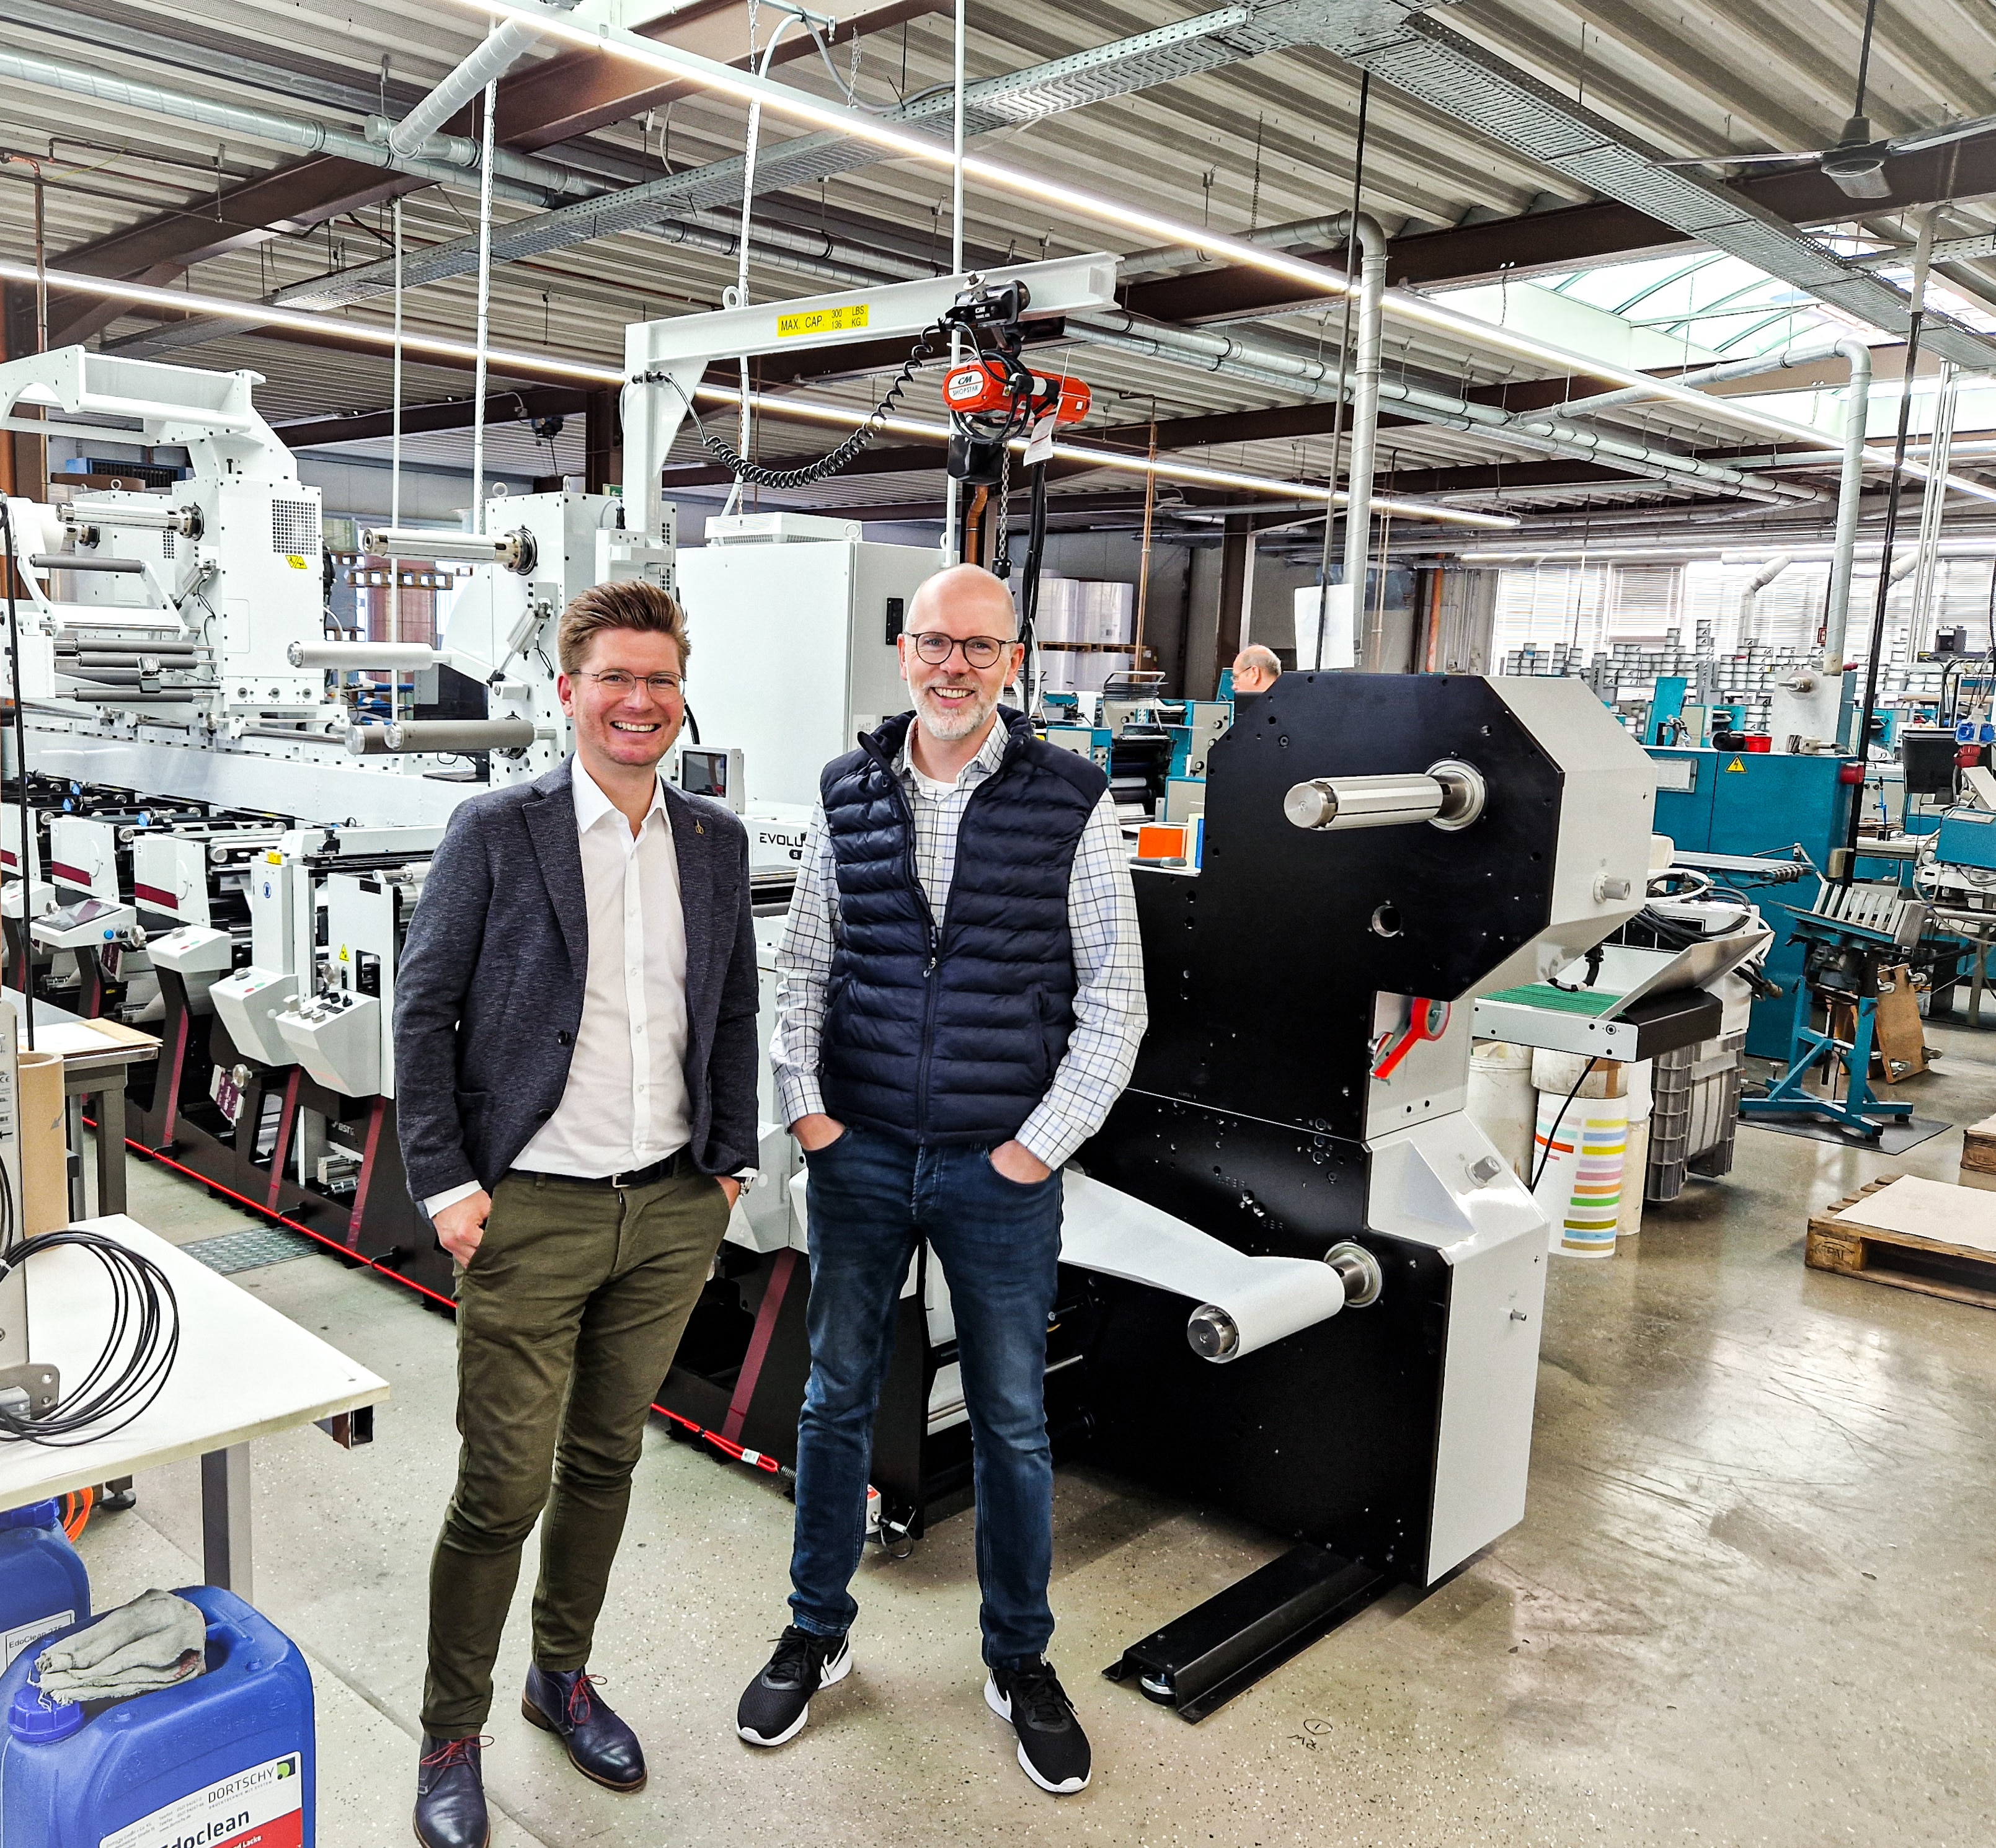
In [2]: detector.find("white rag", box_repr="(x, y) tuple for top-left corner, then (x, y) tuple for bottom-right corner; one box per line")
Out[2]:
(34, 1588), (206, 1705)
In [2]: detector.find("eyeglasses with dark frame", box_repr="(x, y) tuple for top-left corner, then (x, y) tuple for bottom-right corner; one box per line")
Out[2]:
(570, 669), (685, 696)
(905, 631), (1017, 670)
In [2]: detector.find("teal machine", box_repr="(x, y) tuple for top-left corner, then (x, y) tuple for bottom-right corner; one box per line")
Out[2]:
(1648, 746), (1860, 1058)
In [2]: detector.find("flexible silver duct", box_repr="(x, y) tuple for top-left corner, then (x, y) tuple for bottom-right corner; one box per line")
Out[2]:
(386, 15), (561, 159)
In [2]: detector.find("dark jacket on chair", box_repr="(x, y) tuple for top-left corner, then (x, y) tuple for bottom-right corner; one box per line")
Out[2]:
(393, 756), (759, 1200)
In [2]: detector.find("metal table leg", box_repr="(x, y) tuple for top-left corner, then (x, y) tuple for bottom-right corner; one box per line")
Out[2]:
(93, 1083), (128, 1215)
(64, 1095), (86, 1221)
(200, 1445), (254, 1600)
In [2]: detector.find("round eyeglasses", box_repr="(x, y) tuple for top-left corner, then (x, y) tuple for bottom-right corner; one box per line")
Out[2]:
(907, 632), (1013, 669)
(572, 670), (684, 696)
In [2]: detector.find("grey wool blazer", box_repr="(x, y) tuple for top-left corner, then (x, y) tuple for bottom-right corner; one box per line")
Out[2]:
(393, 756), (760, 1201)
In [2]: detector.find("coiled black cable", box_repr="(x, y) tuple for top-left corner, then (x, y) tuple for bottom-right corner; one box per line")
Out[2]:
(650, 316), (949, 492)
(0, 1156), (181, 1448)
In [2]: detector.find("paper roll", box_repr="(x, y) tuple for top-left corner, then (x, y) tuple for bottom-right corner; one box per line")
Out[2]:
(18, 1049), (68, 1236)
(1060, 1172), (1349, 1362)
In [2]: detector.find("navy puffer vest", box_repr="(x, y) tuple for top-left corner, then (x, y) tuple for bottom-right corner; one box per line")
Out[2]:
(818, 707), (1107, 1145)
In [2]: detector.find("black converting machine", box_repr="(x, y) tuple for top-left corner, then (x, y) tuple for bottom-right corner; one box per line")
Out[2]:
(667, 669), (1662, 1717)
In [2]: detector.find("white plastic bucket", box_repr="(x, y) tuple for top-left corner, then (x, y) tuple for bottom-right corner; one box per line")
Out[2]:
(1533, 1088), (1628, 1258)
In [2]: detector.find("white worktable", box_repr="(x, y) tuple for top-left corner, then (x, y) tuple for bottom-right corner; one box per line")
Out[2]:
(0, 1214), (389, 1598)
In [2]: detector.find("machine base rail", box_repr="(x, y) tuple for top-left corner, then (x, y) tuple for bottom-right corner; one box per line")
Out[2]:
(1102, 1545), (1393, 1722)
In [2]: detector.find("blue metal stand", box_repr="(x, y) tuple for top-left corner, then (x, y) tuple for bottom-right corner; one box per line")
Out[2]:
(1739, 912), (1915, 1138)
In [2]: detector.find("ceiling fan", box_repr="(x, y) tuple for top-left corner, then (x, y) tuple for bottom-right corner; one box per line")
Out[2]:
(1656, 0), (1996, 201)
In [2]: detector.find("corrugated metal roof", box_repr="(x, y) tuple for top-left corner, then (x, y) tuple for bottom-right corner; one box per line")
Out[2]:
(4, 0), (1992, 534)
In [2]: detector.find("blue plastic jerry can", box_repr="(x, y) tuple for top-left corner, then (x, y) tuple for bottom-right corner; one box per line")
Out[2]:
(0, 1586), (316, 1848)
(0, 1501), (90, 1676)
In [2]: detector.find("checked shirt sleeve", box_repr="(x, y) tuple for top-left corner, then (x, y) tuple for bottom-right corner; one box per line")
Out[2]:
(1015, 790), (1148, 1170)
(771, 802), (840, 1130)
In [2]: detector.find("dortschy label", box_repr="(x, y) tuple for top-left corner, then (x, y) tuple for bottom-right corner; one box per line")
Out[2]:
(100, 1751), (304, 1848)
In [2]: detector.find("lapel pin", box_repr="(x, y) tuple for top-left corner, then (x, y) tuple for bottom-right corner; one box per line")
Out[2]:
(695, 821), (705, 834)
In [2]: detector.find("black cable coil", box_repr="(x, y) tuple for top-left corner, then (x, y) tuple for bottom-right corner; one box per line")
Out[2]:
(649, 316), (951, 493)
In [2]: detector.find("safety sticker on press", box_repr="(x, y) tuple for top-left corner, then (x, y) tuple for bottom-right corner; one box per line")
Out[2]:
(100, 1751), (304, 1848)
(1726, 756), (1747, 772)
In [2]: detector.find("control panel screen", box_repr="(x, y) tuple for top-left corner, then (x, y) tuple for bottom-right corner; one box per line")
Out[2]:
(680, 748), (729, 799)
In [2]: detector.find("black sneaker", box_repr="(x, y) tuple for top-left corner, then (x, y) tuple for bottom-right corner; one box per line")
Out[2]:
(736, 1625), (853, 1746)
(985, 1659), (1091, 1795)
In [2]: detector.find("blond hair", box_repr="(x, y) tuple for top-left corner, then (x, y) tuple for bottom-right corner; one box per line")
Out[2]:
(557, 580), (690, 674)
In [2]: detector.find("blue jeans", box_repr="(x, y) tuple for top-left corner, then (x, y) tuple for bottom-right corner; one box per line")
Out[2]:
(788, 1124), (1064, 1669)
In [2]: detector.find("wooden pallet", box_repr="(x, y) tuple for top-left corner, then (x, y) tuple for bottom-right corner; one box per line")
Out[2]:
(1807, 1176), (1996, 1311)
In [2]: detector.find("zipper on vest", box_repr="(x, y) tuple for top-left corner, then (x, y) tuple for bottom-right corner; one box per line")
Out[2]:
(879, 720), (1023, 1138)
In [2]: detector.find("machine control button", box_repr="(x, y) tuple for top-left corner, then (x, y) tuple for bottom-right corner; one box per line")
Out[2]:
(1468, 1154), (1504, 1185)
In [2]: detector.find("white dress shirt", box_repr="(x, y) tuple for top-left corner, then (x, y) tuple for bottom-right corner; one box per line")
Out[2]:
(771, 714), (1147, 1169)
(424, 760), (690, 1214)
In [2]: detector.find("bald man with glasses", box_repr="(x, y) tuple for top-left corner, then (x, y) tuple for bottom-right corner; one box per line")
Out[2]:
(736, 564), (1146, 1795)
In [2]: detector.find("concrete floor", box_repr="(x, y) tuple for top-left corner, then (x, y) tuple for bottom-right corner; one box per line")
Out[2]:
(71, 1026), (1996, 1848)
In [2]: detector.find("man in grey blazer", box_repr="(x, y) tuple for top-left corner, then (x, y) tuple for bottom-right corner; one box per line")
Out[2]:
(394, 580), (758, 1848)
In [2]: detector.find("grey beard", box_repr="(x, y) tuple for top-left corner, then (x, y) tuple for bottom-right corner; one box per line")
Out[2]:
(915, 682), (996, 742)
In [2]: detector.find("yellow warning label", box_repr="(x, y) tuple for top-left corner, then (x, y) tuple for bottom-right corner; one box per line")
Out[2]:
(285, 553), (309, 570)
(1726, 756), (1747, 772)
(266, 850), (283, 864)
(776, 302), (869, 339)
(339, 945), (350, 962)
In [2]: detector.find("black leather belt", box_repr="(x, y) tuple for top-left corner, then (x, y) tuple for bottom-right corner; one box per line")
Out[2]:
(533, 1149), (690, 1191)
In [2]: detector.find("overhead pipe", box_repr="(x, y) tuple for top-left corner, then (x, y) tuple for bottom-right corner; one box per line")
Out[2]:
(1822, 338), (1873, 674)
(1119, 213), (1363, 281)
(1068, 314), (1821, 506)
(384, 12), (573, 160)
(288, 640), (449, 670)
(0, 46), (572, 206)
(1333, 213), (1387, 670)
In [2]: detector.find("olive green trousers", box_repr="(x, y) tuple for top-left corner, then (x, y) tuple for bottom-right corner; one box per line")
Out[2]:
(423, 1160), (729, 1736)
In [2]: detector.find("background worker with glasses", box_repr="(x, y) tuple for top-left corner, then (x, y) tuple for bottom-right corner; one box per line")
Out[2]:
(739, 564), (1147, 1796)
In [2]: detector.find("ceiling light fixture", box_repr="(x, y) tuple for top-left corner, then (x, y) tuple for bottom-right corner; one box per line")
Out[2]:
(0, 259), (1511, 525)
(451, 0), (1996, 502)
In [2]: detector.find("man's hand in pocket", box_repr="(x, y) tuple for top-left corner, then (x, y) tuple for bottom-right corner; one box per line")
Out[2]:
(435, 1189), (493, 1265)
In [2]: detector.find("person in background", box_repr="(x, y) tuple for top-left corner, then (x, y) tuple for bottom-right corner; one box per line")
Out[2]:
(1231, 643), (1282, 696)
(395, 582), (759, 1848)
(739, 563), (1147, 1796)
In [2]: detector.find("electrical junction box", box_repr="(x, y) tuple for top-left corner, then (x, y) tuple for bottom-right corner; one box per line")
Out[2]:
(1937, 808), (1996, 872)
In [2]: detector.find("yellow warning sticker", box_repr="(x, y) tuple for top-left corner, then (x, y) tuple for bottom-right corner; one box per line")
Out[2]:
(285, 553), (309, 570)
(1726, 756), (1747, 772)
(776, 302), (870, 339)
(339, 944), (350, 962)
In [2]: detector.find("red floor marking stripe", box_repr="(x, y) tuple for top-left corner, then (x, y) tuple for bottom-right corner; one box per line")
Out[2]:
(115, 1131), (456, 1311)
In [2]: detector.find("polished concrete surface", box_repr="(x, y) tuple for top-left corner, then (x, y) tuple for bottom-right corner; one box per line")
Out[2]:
(70, 1027), (1996, 1847)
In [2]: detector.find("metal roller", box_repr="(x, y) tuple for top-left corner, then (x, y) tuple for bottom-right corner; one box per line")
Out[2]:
(348, 719), (534, 756)
(289, 640), (449, 670)
(1185, 1240), (1384, 1361)
(29, 552), (145, 574)
(1283, 758), (1487, 834)
(358, 524), (536, 574)
(62, 500), (202, 538)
